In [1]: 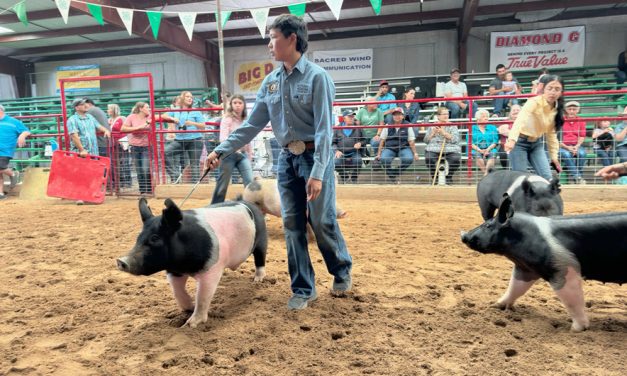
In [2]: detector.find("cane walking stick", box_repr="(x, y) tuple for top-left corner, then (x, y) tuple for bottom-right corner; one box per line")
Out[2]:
(432, 136), (447, 186)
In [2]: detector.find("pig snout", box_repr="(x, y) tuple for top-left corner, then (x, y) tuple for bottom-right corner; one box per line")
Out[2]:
(116, 256), (132, 273)
(460, 230), (469, 244)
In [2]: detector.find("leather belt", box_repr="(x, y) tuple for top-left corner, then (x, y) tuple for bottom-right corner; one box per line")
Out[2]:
(518, 134), (539, 142)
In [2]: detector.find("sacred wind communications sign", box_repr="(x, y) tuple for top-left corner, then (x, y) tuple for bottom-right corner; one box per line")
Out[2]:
(234, 60), (277, 95)
(490, 26), (585, 71)
(56, 65), (101, 94)
(312, 49), (373, 82)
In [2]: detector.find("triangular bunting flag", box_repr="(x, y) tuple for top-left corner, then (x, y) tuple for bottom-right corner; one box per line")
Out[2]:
(325, 0), (343, 20)
(178, 12), (197, 41)
(146, 11), (162, 39)
(250, 8), (269, 37)
(369, 0), (382, 15)
(87, 3), (104, 26)
(55, 0), (71, 24)
(13, 2), (28, 26)
(117, 8), (134, 36)
(288, 3), (306, 17)
(220, 11), (231, 29)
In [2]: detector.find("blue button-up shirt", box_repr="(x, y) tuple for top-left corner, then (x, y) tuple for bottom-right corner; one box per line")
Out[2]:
(215, 55), (335, 180)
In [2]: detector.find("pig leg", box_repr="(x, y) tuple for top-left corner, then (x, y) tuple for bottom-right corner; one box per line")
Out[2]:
(495, 266), (539, 309)
(167, 273), (194, 312)
(184, 267), (224, 328)
(551, 267), (589, 332)
(252, 235), (268, 282)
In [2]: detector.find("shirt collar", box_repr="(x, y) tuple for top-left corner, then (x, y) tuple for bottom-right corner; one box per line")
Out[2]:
(283, 54), (307, 75)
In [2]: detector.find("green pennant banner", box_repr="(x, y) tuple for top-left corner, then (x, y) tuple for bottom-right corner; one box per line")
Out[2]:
(220, 11), (231, 28)
(87, 3), (105, 26)
(14, 2), (28, 26)
(288, 3), (306, 17)
(146, 11), (162, 39)
(369, 0), (382, 15)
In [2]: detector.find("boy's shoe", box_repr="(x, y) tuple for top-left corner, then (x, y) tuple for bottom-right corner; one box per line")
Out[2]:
(287, 291), (317, 310)
(332, 274), (352, 293)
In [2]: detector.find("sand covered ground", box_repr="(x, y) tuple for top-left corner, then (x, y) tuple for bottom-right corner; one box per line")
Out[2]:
(1, 187), (626, 375)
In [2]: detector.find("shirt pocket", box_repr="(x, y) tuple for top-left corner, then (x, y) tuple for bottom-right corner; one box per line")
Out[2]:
(266, 94), (281, 118)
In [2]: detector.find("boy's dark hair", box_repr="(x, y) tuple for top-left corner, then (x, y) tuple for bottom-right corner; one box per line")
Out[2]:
(269, 14), (308, 54)
(495, 64), (505, 71)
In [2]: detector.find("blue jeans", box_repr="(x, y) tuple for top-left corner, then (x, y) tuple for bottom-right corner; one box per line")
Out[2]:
(369, 137), (381, 157)
(493, 98), (509, 116)
(334, 152), (362, 182)
(595, 148), (615, 167)
(165, 138), (203, 183)
(446, 101), (477, 119)
(617, 145), (627, 162)
(277, 150), (352, 298)
(510, 137), (552, 180)
(380, 147), (414, 179)
(270, 138), (281, 175)
(211, 152), (253, 204)
(559, 147), (587, 179)
(130, 146), (152, 194)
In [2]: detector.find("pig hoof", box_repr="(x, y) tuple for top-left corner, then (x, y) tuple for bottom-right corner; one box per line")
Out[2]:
(337, 210), (348, 219)
(253, 267), (266, 282)
(184, 315), (207, 329)
(570, 321), (589, 333)
(493, 301), (514, 310)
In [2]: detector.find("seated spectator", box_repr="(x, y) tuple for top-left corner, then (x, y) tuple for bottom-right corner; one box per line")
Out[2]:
(107, 104), (132, 188)
(531, 67), (549, 95)
(375, 80), (398, 120)
(333, 110), (365, 184)
(488, 64), (521, 116)
(444, 68), (477, 119)
(375, 109), (419, 184)
(592, 120), (615, 167)
(502, 71), (520, 107)
(497, 104), (521, 168)
(0, 104), (30, 199)
(613, 106), (627, 162)
(424, 107), (462, 185)
(471, 109), (499, 176)
(355, 97), (384, 156)
(165, 91), (206, 184)
(616, 49), (626, 85)
(559, 101), (587, 184)
(398, 87), (421, 127)
(68, 98), (111, 158)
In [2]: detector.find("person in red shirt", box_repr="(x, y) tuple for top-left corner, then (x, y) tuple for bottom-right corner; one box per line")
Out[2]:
(559, 101), (587, 184)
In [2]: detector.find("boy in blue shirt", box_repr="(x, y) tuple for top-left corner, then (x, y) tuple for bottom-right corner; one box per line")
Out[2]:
(0, 104), (30, 199)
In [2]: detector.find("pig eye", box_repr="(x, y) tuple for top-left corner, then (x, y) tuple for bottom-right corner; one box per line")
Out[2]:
(149, 234), (160, 243)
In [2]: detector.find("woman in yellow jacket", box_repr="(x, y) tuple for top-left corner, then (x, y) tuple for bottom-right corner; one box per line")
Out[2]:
(504, 74), (564, 180)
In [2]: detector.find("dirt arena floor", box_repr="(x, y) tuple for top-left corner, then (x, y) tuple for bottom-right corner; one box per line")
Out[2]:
(1, 186), (626, 375)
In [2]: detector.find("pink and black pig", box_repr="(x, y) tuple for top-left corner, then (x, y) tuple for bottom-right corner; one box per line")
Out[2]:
(117, 198), (268, 328)
(476, 169), (563, 220)
(461, 195), (627, 332)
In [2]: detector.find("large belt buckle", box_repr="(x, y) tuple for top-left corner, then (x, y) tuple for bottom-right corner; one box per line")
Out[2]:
(287, 140), (306, 155)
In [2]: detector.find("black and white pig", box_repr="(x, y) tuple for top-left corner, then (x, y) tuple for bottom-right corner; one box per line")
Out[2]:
(461, 195), (627, 332)
(476, 169), (563, 220)
(117, 198), (268, 328)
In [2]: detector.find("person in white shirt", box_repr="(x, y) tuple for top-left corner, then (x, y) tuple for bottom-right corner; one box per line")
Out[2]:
(444, 68), (477, 119)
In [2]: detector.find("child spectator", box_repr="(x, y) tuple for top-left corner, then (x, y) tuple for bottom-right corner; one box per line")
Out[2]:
(502, 71), (519, 106)
(592, 120), (615, 167)
(613, 105), (627, 162)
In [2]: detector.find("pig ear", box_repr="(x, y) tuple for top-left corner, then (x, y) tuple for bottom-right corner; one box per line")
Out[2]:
(521, 178), (534, 196)
(550, 177), (561, 194)
(139, 198), (154, 223)
(162, 198), (183, 232)
(497, 194), (514, 224)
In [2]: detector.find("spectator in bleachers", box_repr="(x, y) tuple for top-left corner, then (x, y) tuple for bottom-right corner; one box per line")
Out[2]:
(613, 106), (627, 162)
(165, 91), (206, 184)
(376, 109), (419, 184)
(444, 68), (477, 119)
(0, 104), (30, 200)
(592, 120), (615, 167)
(504, 74), (564, 181)
(170, 96), (181, 109)
(471, 109), (499, 176)
(211, 94), (254, 204)
(616, 49), (626, 85)
(68, 98), (111, 158)
(107, 104), (131, 188)
(488, 64), (521, 117)
(531, 68), (549, 95)
(375, 80), (398, 120)
(497, 104), (521, 168)
(355, 96), (384, 156)
(502, 72), (520, 107)
(83, 98), (111, 157)
(121, 101), (174, 195)
(399, 87), (421, 124)
(559, 101), (587, 184)
(424, 107), (461, 185)
(333, 110), (365, 184)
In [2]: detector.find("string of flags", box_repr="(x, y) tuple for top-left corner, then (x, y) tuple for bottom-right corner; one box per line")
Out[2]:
(6, 0), (386, 41)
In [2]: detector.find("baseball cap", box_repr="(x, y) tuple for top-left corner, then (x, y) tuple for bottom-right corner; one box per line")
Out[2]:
(450, 68), (461, 74)
(379, 80), (389, 86)
(565, 101), (580, 108)
(71, 98), (87, 108)
(392, 108), (404, 115)
(342, 110), (356, 116)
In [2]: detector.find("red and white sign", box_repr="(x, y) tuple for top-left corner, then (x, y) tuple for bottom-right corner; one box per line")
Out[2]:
(490, 26), (585, 71)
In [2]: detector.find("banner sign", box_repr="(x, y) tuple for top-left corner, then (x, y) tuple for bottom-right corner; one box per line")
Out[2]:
(490, 26), (585, 71)
(312, 49), (373, 82)
(234, 60), (276, 95)
(56, 65), (101, 94)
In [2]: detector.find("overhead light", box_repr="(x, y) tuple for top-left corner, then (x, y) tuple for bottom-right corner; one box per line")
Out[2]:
(0, 26), (15, 34)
